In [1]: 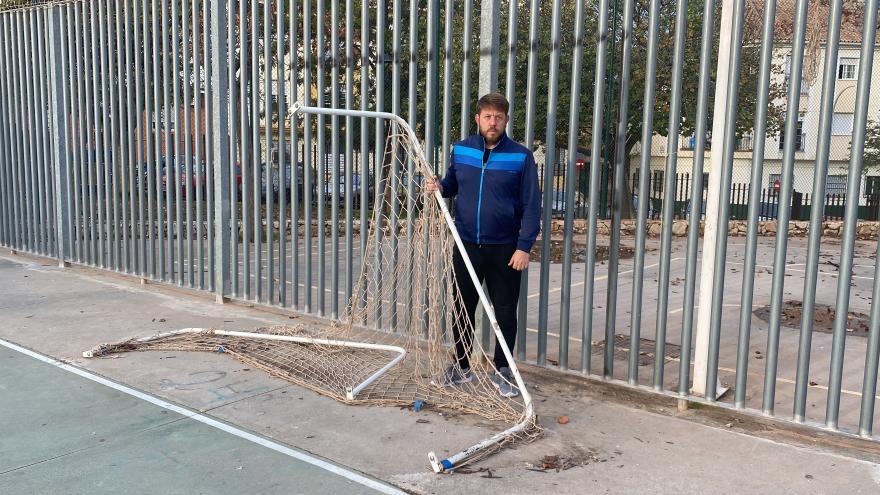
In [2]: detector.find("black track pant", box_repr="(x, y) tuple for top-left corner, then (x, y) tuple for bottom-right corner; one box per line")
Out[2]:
(452, 241), (522, 370)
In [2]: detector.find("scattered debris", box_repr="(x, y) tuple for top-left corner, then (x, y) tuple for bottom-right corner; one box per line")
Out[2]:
(416, 419), (430, 424)
(558, 416), (570, 425)
(753, 300), (870, 336)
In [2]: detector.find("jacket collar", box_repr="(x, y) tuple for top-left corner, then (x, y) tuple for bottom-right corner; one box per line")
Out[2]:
(477, 131), (507, 151)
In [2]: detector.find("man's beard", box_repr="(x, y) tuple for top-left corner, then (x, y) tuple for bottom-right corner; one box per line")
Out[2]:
(482, 128), (500, 145)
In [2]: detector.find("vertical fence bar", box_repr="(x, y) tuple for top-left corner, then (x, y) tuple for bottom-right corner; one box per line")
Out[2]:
(101, 0), (119, 270)
(264, 0), (274, 304)
(31, 9), (48, 254)
(276, 0), (286, 304)
(1, 13), (15, 248)
(763, 0), (809, 415)
(290, 0), (300, 309)
(375, 0), (388, 328)
(182, 0), (193, 287)
(316, 0), (326, 315)
(15, 9), (25, 250)
(441, 0), (452, 172)
(252, 0), (261, 302)
(403, 0), (417, 332)
(80, 4), (95, 264)
(134, 0), (146, 276)
(734, 0), (774, 409)
(653, 0), (688, 390)
(70, 6), (80, 260)
(25, 9), (36, 252)
(91, 4), (107, 267)
(0, 15), (10, 248)
(856, 0), (880, 436)
(10, 11), (23, 251)
(557, 0), (587, 371)
(35, 9), (50, 256)
(303, 0), (313, 312)
(606, 0), (637, 379)
(211, 0), (231, 300)
(36, 9), (51, 256)
(342, 0), (354, 308)
(162, 0), (174, 281)
(582, 0), (609, 374)
(389, 0), (403, 329)
(826, 0), (878, 429)
(120, 0), (135, 274)
(330, 0), (340, 317)
(460, 0), (473, 139)
(147, 0), (158, 277)
(173, 0), (185, 284)
(360, 0), (369, 265)
(631, 0), (659, 385)
(706, 0), (746, 401)
(793, 0), (843, 421)
(240, 0), (251, 299)
(203, 0), (214, 292)
(537, 0), (562, 366)
(226, 0), (237, 295)
(24, 11), (37, 253)
(193, 0), (204, 289)
(517, 0), (538, 363)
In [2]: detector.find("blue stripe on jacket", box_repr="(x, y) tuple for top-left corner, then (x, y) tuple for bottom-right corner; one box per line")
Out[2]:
(440, 133), (542, 252)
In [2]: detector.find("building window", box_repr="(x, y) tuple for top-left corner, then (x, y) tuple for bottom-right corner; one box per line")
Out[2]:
(779, 118), (804, 151)
(826, 175), (847, 195)
(768, 173), (782, 191)
(831, 113), (854, 136)
(784, 55), (809, 95)
(865, 176), (880, 197)
(838, 58), (858, 80)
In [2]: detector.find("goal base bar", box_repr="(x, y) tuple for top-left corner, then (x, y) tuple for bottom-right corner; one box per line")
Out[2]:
(83, 328), (407, 401)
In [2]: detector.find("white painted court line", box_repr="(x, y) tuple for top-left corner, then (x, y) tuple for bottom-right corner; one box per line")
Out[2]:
(0, 337), (405, 495)
(527, 257), (686, 300)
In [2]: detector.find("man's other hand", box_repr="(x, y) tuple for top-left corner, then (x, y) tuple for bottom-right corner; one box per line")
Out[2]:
(424, 176), (441, 194)
(508, 250), (529, 271)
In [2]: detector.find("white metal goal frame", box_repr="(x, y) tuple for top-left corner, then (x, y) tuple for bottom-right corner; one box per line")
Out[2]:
(291, 103), (536, 473)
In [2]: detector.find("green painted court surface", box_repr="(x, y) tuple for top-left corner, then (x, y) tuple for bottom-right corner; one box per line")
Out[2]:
(0, 345), (391, 495)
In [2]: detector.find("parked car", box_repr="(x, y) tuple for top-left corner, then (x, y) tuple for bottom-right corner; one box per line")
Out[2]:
(550, 188), (587, 216)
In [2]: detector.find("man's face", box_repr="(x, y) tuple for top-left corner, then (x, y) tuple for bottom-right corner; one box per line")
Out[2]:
(474, 107), (509, 145)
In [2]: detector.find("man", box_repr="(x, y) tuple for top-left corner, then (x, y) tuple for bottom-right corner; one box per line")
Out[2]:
(425, 93), (541, 397)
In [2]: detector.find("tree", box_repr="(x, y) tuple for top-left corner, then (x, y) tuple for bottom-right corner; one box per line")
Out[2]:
(862, 120), (880, 177)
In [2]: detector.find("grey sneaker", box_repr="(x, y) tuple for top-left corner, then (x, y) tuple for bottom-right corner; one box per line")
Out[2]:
(431, 365), (474, 387)
(491, 367), (520, 398)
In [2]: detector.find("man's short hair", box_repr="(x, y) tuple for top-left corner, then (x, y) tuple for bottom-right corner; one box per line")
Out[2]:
(476, 92), (510, 115)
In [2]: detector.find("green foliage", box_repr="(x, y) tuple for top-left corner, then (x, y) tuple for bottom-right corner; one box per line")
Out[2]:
(863, 120), (880, 176)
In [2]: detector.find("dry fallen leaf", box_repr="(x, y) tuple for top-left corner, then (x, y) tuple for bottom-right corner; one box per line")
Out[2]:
(558, 416), (570, 425)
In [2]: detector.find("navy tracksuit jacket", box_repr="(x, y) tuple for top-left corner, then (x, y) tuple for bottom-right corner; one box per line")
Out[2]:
(439, 132), (542, 252)
(439, 131), (541, 370)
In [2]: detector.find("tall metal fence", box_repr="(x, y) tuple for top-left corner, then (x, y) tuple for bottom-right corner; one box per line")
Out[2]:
(1, 0), (880, 442)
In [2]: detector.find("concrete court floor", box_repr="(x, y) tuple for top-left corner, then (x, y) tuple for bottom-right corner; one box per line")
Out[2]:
(0, 344), (394, 495)
(1, 248), (880, 494)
